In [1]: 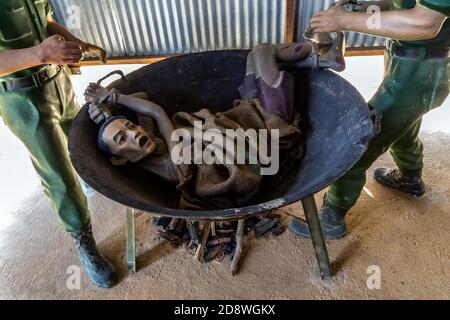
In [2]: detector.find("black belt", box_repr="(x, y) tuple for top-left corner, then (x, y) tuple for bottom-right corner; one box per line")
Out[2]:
(387, 41), (450, 60)
(0, 65), (62, 93)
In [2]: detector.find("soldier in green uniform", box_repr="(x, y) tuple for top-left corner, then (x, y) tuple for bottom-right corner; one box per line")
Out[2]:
(290, 0), (449, 239)
(0, 0), (117, 287)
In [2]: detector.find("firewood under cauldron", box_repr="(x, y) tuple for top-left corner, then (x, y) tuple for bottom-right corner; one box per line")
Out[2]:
(153, 210), (286, 274)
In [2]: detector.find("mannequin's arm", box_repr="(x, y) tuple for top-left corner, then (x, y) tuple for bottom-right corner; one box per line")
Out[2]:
(84, 83), (175, 150)
(115, 94), (176, 151)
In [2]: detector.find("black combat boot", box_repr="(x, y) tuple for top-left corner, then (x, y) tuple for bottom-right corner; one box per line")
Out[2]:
(289, 196), (348, 240)
(70, 227), (118, 288)
(373, 167), (425, 198)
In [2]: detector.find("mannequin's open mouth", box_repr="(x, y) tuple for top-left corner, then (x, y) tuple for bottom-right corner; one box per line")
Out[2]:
(139, 136), (149, 147)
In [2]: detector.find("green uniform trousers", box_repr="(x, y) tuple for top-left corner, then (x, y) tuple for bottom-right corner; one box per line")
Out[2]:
(0, 69), (90, 232)
(328, 44), (450, 209)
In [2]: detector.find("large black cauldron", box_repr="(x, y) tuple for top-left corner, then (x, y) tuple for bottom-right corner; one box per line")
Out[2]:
(69, 50), (373, 220)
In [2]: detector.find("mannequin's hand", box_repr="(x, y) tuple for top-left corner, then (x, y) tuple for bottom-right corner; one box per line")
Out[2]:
(88, 103), (112, 125)
(84, 83), (112, 104)
(85, 83), (119, 124)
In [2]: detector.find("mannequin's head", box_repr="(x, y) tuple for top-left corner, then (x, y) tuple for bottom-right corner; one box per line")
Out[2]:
(98, 116), (156, 165)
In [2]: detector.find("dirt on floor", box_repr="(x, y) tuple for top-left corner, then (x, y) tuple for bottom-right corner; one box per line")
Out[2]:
(0, 131), (449, 300)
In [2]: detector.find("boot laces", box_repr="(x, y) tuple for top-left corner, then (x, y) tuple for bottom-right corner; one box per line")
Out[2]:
(389, 169), (420, 184)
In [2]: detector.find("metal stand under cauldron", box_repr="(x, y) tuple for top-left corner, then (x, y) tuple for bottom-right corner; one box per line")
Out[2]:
(69, 51), (374, 279)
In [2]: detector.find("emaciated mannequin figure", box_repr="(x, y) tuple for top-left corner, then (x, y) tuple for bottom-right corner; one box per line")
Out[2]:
(85, 38), (346, 209)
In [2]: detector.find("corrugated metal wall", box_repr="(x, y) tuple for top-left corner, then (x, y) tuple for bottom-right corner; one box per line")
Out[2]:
(51, 0), (287, 56)
(50, 0), (385, 57)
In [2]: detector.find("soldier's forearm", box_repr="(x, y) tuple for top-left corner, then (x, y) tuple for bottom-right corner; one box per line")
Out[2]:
(47, 21), (84, 45)
(0, 47), (43, 77)
(342, 5), (446, 40)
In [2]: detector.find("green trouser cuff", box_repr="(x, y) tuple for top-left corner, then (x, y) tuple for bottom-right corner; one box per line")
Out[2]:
(327, 177), (364, 210)
(324, 193), (352, 211)
(389, 119), (424, 171)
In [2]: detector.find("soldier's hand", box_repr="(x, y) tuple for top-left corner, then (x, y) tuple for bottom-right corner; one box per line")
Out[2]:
(81, 43), (107, 64)
(37, 35), (83, 65)
(310, 5), (347, 32)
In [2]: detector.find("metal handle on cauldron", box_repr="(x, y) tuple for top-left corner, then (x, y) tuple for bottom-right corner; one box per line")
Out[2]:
(96, 70), (128, 86)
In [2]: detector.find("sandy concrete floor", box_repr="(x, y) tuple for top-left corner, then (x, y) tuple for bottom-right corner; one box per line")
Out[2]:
(0, 131), (449, 300)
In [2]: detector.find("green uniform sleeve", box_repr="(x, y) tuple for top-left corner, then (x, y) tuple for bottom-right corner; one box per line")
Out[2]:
(45, 0), (53, 17)
(417, 0), (450, 16)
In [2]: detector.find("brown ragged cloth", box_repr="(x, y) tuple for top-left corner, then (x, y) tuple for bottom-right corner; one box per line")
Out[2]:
(171, 98), (304, 210)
